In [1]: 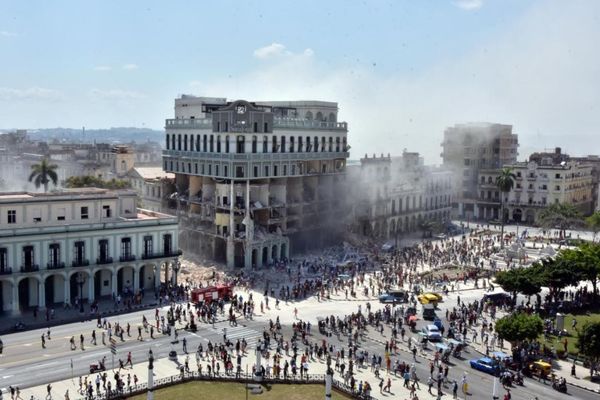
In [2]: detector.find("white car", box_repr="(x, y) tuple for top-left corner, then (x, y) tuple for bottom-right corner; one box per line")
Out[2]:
(421, 324), (442, 342)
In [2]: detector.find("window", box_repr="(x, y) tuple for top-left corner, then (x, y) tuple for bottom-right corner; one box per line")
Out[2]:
(102, 205), (111, 218)
(143, 235), (153, 257)
(283, 165), (287, 175)
(48, 243), (60, 266)
(0, 247), (7, 269)
(74, 241), (85, 265)
(98, 239), (109, 262)
(120, 237), (132, 259)
(273, 165), (278, 176)
(264, 122), (268, 132)
(32, 208), (42, 222)
(263, 136), (268, 153)
(253, 122), (258, 133)
(555, 185), (561, 191)
(217, 137), (221, 153)
(224, 166), (228, 177)
(80, 206), (89, 219)
(264, 166), (269, 177)
(7, 209), (16, 224)
(163, 234), (172, 254)
(57, 207), (66, 221)
(555, 173), (561, 179)
(254, 166), (258, 177)
(22, 245), (34, 268)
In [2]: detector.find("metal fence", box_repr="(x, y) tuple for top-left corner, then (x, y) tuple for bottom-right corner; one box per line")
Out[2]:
(77, 371), (372, 400)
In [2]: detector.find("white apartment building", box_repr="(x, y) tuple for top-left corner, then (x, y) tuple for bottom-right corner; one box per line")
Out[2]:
(127, 167), (174, 212)
(163, 96), (349, 268)
(477, 161), (594, 224)
(0, 188), (180, 314)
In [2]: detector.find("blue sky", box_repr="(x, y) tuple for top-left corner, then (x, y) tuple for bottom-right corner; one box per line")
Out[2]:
(1, 0), (599, 162)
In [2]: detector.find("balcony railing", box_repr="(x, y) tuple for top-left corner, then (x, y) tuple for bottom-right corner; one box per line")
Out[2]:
(0, 267), (12, 275)
(72, 259), (90, 268)
(47, 262), (65, 270)
(20, 264), (40, 273)
(119, 255), (137, 262)
(96, 257), (114, 265)
(165, 117), (348, 131)
(141, 250), (182, 260)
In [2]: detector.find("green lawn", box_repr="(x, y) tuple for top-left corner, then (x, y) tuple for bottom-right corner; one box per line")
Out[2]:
(539, 312), (600, 356)
(128, 381), (351, 400)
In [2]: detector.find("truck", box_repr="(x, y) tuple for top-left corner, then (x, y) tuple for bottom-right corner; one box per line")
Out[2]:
(190, 284), (234, 305)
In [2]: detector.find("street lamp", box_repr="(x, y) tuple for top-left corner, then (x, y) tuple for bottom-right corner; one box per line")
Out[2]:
(147, 349), (154, 400)
(76, 272), (86, 313)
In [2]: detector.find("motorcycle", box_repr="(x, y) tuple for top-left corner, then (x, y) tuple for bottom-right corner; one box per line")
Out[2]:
(552, 379), (567, 393)
(89, 358), (106, 374)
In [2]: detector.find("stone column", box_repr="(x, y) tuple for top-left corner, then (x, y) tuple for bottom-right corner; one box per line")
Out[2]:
(88, 273), (95, 303)
(12, 281), (20, 315)
(111, 270), (118, 296)
(154, 265), (161, 289)
(164, 263), (169, 286)
(64, 278), (71, 306)
(133, 266), (140, 293)
(38, 280), (46, 309)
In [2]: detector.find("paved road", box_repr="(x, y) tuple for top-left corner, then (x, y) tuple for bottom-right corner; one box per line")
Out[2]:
(0, 299), (595, 399)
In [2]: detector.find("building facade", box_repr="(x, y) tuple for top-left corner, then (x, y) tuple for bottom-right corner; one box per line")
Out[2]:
(0, 188), (180, 314)
(349, 151), (453, 241)
(504, 161), (594, 223)
(162, 96), (349, 268)
(441, 123), (519, 219)
(127, 167), (175, 212)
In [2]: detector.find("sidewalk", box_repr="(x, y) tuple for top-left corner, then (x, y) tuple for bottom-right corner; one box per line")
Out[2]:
(0, 296), (160, 335)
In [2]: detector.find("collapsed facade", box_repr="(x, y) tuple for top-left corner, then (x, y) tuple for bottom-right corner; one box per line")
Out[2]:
(163, 96), (349, 268)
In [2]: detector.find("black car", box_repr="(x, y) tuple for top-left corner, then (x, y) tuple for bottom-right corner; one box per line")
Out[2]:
(482, 292), (512, 306)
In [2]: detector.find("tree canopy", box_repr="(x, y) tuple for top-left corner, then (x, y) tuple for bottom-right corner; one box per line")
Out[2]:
(537, 202), (583, 237)
(495, 312), (543, 345)
(559, 242), (600, 300)
(586, 211), (600, 242)
(494, 267), (542, 301)
(576, 322), (600, 364)
(28, 158), (58, 192)
(64, 175), (130, 190)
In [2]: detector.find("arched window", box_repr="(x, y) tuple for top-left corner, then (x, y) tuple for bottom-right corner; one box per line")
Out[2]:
(316, 111), (323, 121)
(209, 135), (214, 152)
(328, 112), (336, 123)
(306, 136), (311, 152)
(237, 136), (245, 154)
(289, 136), (294, 153)
(171, 135), (175, 150)
(298, 136), (303, 152)
(189, 135), (193, 151)
(263, 136), (268, 153)
(314, 136), (318, 152)
(328, 137), (333, 152)
(196, 135), (200, 151)
(335, 137), (340, 152)
(184, 134), (188, 151)
(342, 137), (347, 152)
(178, 134), (182, 150)
(216, 136), (221, 153)
(166, 134), (170, 150)
(281, 136), (286, 153)
(203, 135), (207, 152)
(225, 136), (230, 153)
(305, 111), (313, 120)
(321, 137), (325, 152)
(252, 136), (257, 153)
(272, 136), (278, 153)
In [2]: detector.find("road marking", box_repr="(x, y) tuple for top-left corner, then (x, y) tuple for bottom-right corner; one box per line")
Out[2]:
(2, 375), (13, 379)
(23, 343), (32, 347)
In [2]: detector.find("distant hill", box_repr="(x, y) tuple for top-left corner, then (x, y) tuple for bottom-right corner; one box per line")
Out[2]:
(12, 127), (164, 144)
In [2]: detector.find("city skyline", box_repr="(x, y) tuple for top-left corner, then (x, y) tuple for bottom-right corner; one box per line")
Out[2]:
(1, 0), (599, 163)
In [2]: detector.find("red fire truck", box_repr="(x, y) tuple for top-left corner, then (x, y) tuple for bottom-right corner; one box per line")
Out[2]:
(191, 284), (234, 304)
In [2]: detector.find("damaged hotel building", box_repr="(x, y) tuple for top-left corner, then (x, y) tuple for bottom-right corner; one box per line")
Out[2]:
(163, 96), (348, 268)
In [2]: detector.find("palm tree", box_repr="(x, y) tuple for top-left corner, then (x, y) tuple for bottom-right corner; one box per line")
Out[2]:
(496, 167), (516, 248)
(28, 158), (58, 192)
(537, 202), (583, 239)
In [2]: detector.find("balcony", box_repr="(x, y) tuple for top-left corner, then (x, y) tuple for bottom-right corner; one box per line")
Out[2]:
(72, 259), (90, 267)
(0, 267), (13, 275)
(20, 264), (40, 273)
(165, 117), (348, 131)
(119, 255), (137, 262)
(162, 149), (349, 163)
(96, 257), (114, 265)
(141, 250), (182, 260)
(47, 262), (65, 270)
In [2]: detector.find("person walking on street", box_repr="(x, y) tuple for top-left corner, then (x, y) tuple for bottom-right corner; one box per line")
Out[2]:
(182, 337), (187, 353)
(46, 383), (52, 400)
(41, 333), (46, 349)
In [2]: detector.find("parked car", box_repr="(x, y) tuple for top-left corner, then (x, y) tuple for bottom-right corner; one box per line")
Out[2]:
(379, 290), (408, 304)
(469, 357), (502, 375)
(421, 324), (442, 342)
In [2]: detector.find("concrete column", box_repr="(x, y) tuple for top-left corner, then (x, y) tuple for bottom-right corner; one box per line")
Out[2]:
(12, 281), (20, 315)
(256, 248), (263, 269)
(64, 278), (71, 305)
(154, 265), (161, 289)
(284, 241), (290, 259)
(111, 271), (118, 296)
(88, 273), (95, 303)
(38, 280), (46, 309)
(244, 248), (252, 269)
(133, 266), (140, 293)
(164, 263), (169, 285)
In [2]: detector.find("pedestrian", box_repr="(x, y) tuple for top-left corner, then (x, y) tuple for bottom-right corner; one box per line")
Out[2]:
(452, 380), (458, 399)
(46, 383), (52, 400)
(41, 333), (46, 348)
(80, 334), (85, 350)
(183, 337), (187, 353)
